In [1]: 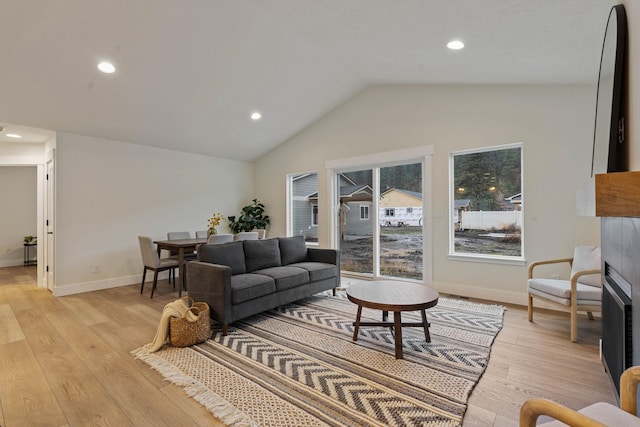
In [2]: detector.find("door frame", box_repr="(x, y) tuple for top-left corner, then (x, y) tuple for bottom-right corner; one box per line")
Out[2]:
(326, 145), (434, 285)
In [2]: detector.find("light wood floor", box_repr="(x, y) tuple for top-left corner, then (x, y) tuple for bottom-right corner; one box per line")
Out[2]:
(0, 266), (616, 426)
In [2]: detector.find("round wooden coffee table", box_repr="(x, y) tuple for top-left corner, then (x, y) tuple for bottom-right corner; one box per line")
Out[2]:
(346, 281), (439, 359)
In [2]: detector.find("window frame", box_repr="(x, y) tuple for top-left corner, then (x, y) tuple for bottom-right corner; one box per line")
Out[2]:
(311, 203), (318, 226)
(448, 142), (525, 265)
(360, 204), (370, 220)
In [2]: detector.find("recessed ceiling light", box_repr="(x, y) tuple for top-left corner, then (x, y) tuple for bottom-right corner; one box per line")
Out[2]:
(97, 61), (116, 74)
(447, 40), (465, 50)
(251, 112), (262, 120)
(6, 133), (22, 138)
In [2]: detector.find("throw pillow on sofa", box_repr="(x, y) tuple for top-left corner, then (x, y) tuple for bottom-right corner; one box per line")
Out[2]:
(197, 241), (246, 274)
(244, 239), (281, 272)
(278, 235), (308, 265)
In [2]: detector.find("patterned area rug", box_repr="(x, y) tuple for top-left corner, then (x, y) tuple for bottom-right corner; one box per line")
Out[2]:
(133, 292), (504, 427)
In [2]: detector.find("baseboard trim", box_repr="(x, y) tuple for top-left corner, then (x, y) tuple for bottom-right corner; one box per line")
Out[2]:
(0, 260), (28, 268)
(431, 281), (526, 306)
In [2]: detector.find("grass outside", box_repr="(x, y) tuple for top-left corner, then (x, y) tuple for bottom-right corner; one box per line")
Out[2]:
(340, 226), (522, 278)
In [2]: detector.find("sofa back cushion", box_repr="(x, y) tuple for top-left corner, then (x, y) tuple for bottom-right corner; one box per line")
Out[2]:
(197, 241), (246, 274)
(278, 236), (308, 265)
(244, 238), (281, 272)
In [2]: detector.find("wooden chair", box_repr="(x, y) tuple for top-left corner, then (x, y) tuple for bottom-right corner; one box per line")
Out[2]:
(167, 231), (196, 260)
(252, 228), (267, 239)
(138, 235), (179, 298)
(234, 231), (259, 241)
(527, 245), (601, 342)
(207, 234), (233, 244)
(520, 366), (640, 426)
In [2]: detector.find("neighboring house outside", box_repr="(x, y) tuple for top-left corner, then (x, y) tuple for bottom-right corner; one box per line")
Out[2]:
(291, 173), (319, 241)
(306, 174), (374, 240)
(454, 199), (472, 230)
(503, 193), (522, 211)
(379, 188), (423, 226)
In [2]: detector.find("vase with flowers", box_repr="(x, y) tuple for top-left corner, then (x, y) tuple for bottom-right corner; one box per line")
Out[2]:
(207, 212), (224, 237)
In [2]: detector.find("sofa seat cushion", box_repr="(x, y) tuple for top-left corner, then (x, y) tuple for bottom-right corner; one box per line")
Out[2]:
(289, 262), (337, 282)
(253, 266), (310, 292)
(244, 239), (281, 272)
(230, 274), (276, 304)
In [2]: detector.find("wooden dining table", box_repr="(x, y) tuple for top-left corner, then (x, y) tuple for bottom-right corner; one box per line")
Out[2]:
(154, 238), (207, 296)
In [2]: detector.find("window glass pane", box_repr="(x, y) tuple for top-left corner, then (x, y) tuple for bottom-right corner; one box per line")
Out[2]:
(289, 172), (318, 242)
(380, 163), (423, 280)
(451, 145), (522, 258)
(339, 170), (373, 275)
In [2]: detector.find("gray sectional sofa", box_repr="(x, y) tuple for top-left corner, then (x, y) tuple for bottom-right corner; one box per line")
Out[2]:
(187, 235), (340, 334)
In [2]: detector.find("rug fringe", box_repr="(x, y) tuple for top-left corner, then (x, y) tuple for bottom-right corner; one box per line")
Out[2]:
(132, 345), (258, 427)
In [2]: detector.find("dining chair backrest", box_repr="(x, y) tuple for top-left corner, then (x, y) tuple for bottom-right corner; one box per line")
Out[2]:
(195, 230), (208, 239)
(252, 229), (266, 239)
(234, 231), (259, 241)
(167, 231), (191, 240)
(138, 236), (160, 268)
(207, 234), (234, 244)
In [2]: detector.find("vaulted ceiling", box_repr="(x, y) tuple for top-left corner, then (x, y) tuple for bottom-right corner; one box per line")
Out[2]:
(0, 0), (617, 161)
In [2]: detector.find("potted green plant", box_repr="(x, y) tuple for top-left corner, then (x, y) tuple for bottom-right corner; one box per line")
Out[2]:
(228, 199), (270, 233)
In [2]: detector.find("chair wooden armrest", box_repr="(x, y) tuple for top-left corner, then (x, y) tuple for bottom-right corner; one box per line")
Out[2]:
(520, 366), (640, 426)
(520, 398), (607, 427)
(621, 366), (640, 415)
(528, 257), (574, 279)
(570, 269), (602, 287)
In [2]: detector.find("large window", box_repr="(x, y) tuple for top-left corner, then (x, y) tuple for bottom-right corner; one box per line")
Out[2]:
(450, 143), (523, 261)
(287, 172), (318, 242)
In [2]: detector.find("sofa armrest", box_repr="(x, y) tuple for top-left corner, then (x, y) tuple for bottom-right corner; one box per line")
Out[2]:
(307, 248), (340, 267)
(186, 261), (233, 328)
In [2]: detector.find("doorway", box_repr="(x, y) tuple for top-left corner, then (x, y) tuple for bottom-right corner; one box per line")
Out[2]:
(327, 146), (433, 284)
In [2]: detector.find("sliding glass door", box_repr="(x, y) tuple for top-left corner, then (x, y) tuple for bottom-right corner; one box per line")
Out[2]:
(337, 162), (423, 281)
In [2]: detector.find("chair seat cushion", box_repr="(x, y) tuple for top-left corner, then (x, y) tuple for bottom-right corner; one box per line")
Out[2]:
(289, 262), (337, 282)
(158, 258), (179, 268)
(230, 274), (275, 304)
(528, 278), (602, 306)
(252, 266), (310, 291)
(538, 401), (640, 426)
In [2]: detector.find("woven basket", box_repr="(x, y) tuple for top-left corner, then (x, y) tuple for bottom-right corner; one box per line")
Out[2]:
(169, 300), (211, 347)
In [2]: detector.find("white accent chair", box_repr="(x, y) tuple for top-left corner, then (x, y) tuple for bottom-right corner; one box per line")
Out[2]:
(195, 230), (208, 239)
(520, 366), (640, 426)
(138, 235), (179, 298)
(527, 245), (602, 342)
(207, 234), (234, 244)
(234, 231), (259, 241)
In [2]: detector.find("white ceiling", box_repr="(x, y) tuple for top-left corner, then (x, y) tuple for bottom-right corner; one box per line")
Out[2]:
(0, 0), (617, 160)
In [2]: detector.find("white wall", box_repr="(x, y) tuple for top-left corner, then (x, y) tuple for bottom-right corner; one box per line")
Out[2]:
(623, 1), (640, 169)
(0, 167), (37, 267)
(54, 132), (254, 296)
(254, 84), (601, 304)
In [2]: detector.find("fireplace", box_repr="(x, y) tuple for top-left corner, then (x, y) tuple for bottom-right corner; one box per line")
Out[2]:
(602, 263), (633, 396)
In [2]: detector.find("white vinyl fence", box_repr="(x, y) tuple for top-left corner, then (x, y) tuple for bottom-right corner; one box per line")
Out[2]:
(461, 211), (522, 231)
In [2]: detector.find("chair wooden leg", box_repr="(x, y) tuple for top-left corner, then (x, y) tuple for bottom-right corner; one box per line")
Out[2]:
(570, 305), (578, 343)
(222, 323), (228, 336)
(528, 294), (533, 322)
(587, 311), (594, 320)
(151, 270), (159, 299)
(171, 267), (175, 289)
(140, 267), (148, 294)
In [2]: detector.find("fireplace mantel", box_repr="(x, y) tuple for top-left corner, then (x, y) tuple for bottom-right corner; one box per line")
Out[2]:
(596, 171), (640, 217)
